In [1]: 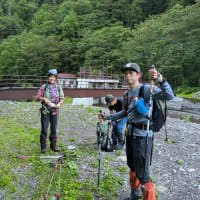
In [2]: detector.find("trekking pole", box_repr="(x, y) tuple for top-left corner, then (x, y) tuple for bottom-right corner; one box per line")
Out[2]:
(164, 101), (168, 141)
(17, 155), (64, 159)
(97, 110), (103, 190)
(142, 65), (155, 191)
(56, 158), (64, 200)
(164, 123), (168, 141)
(43, 163), (59, 199)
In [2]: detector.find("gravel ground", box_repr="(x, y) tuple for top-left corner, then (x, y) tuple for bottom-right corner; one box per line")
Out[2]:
(0, 101), (200, 200)
(57, 104), (200, 200)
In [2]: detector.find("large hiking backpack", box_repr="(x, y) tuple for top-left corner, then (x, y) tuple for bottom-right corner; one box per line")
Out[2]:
(43, 83), (61, 97)
(41, 83), (61, 112)
(139, 85), (167, 132)
(96, 121), (113, 152)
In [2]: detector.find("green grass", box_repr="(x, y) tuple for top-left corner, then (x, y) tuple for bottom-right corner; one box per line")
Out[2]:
(177, 160), (184, 165)
(116, 166), (128, 174)
(183, 116), (191, 122)
(175, 86), (200, 102)
(86, 106), (100, 114)
(64, 97), (73, 104)
(175, 86), (199, 95)
(0, 102), (123, 200)
(166, 139), (176, 144)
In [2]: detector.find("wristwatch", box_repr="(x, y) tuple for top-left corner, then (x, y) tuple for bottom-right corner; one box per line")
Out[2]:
(156, 72), (165, 83)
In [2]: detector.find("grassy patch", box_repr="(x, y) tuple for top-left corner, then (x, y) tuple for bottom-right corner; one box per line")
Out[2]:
(116, 166), (128, 174)
(175, 86), (200, 102)
(86, 106), (100, 114)
(64, 97), (73, 104)
(166, 139), (176, 144)
(177, 160), (184, 165)
(0, 102), (123, 200)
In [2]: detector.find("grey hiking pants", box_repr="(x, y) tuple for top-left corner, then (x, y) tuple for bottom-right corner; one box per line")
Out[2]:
(126, 135), (153, 184)
(41, 112), (58, 138)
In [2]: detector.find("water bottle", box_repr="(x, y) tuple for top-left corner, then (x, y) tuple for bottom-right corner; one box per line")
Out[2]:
(135, 98), (148, 115)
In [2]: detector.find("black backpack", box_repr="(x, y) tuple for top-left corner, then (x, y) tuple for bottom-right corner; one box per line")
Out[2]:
(139, 85), (167, 132)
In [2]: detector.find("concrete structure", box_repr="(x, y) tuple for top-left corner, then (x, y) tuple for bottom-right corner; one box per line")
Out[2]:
(77, 78), (119, 89)
(57, 73), (77, 88)
(0, 88), (126, 100)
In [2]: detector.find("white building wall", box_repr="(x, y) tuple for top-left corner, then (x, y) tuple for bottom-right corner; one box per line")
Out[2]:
(77, 78), (119, 89)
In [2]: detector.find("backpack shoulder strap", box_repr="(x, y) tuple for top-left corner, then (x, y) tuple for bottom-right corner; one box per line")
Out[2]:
(124, 89), (129, 112)
(138, 84), (145, 98)
(43, 83), (48, 97)
(57, 84), (61, 93)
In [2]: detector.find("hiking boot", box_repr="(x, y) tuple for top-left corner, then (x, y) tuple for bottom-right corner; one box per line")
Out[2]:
(115, 142), (124, 150)
(115, 133), (124, 150)
(40, 135), (46, 154)
(123, 188), (142, 200)
(49, 136), (59, 152)
(41, 148), (46, 154)
(123, 193), (141, 200)
(131, 190), (142, 200)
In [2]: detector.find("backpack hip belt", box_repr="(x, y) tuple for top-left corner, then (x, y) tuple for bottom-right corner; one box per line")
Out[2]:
(128, 123), (153, 134)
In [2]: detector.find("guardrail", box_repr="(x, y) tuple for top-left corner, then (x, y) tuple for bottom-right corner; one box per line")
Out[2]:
(0, 74), (128, 89)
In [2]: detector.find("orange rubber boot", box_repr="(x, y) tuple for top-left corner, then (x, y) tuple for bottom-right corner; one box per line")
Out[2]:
(129, 170), (142, 199)
(142, 181), (156, 200)
(129, 171), (141, 190)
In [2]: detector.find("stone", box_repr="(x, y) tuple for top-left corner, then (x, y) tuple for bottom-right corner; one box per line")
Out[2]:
(173, 169), (176, 174)
(179, 167), (186, 172)
(117, 156), (127, 162)
(157, 185), (168, 193)
(188, 168), (195, 173)
(67, 145), (76, 150)
(192, 92), (200, 99)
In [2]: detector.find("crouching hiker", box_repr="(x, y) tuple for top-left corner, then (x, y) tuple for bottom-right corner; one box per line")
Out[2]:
(98, 63), (174, 200)
(105, 94), (127, 150)
(36, 69), (64, 153)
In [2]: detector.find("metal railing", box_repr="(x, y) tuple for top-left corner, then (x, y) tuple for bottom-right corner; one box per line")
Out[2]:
(0, 74), (128, 89)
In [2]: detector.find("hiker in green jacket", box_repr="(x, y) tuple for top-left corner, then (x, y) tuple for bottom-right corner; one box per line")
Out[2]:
(36, 69), (64, 153)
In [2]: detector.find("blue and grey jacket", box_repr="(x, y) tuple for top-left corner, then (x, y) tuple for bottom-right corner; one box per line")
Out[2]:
(106, 81), (174, 137)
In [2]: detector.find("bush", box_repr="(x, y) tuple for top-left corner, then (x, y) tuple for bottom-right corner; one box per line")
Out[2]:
(64, 97), (73, 104)
(175, 86), (200, 95)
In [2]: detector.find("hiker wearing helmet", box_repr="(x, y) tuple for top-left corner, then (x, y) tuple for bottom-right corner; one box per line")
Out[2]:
(105, 94), (127, 150)
(98, 63), (174, 200)
(36, 69), (64, 153)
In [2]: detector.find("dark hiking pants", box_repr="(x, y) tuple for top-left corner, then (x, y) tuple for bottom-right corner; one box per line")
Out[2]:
(41, 112), (58, 138)
(126, 135), (153, 184)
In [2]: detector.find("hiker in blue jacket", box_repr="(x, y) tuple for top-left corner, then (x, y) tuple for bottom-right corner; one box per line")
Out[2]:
(105, 94), (127, 150)
(98, 63), (174, 200)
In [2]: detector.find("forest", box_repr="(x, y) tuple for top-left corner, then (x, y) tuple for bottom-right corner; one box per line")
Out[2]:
(0, 0), (199, 88)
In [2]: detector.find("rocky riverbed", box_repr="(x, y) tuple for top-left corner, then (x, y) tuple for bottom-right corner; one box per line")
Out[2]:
(0, 100), (199, 200)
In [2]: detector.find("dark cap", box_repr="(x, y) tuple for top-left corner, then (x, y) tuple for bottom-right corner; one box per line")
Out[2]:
(105, 94), (115, 106)
(120, 63), (141, 73)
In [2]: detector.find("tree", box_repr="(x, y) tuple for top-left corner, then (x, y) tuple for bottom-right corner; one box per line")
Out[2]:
(75, 25), (133, 74)
(30, 3), (58, 36)
(16, 0), (37, 26)
(60, 11), (80, 39)
(0, 32), (61, 75)
(122, 2), (200, 87)
(0, 15), (24, 39)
